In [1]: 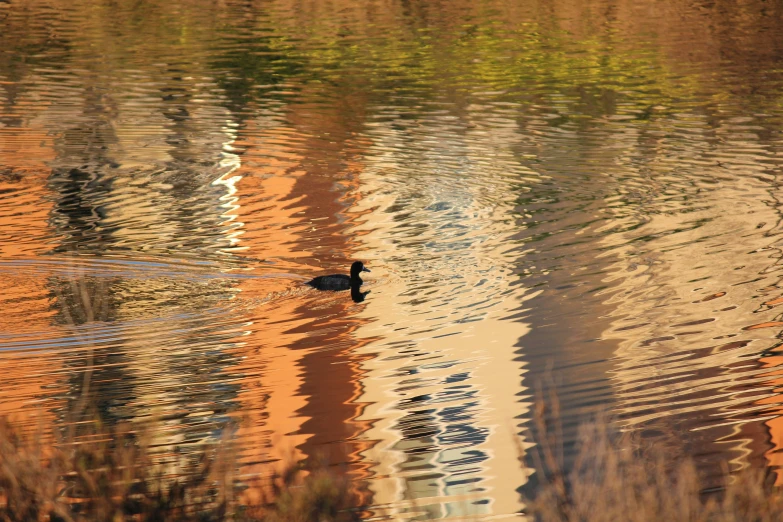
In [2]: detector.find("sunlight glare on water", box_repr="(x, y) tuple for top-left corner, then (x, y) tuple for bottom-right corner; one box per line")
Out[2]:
(4, 0), (783, 518)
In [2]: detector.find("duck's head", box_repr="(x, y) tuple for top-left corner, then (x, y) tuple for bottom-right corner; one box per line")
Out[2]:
(350, 261), (371, 278)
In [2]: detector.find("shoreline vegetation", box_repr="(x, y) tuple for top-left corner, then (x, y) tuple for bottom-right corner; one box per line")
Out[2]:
(0, 415), (360, 522)
(522, 398), (783, 522)
(2, 408), (783, 521)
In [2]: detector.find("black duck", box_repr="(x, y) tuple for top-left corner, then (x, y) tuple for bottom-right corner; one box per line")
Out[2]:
(307, 261), (370, 291)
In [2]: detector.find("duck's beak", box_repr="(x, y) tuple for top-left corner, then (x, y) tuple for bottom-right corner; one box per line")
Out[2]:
(362, 267), (371, 273)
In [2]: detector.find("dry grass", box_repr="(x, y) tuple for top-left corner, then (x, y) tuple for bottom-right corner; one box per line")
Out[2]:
(252, 461), (358, 522)
(523, 396), (783, 522)
(4, 403), (783, 521)
(0, 416), (360, 522)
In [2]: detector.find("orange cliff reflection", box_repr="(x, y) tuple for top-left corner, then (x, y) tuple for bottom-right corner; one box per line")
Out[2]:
(0, 122), (63, 431)
(754, 350), (783, 485)
(226, 101), (377, 503)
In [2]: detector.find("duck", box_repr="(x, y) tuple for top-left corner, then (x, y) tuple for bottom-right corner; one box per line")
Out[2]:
(307, 261), (371, 291)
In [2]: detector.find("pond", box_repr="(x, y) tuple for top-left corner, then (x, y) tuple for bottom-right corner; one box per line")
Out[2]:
(3, 0), (783, 519)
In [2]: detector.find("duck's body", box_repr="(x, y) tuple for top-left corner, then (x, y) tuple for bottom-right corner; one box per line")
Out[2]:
(307, 261), (370, 291)
(307, 274), (353, 291)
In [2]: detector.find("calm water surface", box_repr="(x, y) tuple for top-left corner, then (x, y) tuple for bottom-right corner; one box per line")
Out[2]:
(4, 0), (783, 518)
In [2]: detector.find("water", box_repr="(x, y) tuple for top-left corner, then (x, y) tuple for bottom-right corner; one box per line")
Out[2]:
(4, 0), (783, 518)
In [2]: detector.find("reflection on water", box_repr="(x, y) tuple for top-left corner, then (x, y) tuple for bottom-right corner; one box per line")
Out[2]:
(6, 0), (783, 518)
